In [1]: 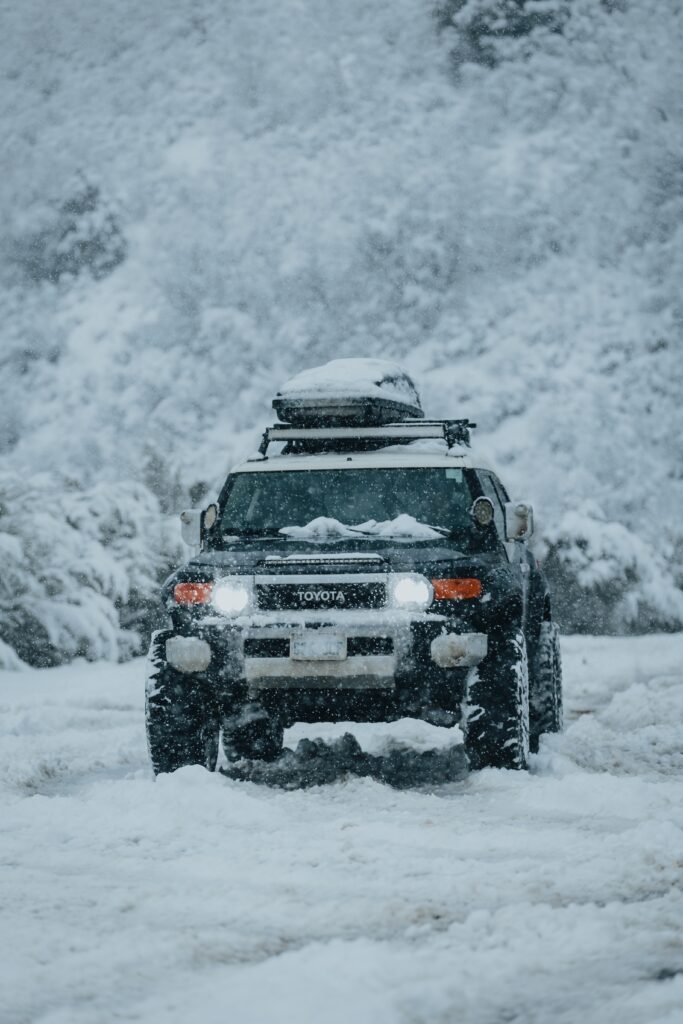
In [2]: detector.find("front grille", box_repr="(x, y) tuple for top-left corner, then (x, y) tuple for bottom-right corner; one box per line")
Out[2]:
(244, 637), (290, 658)
(347, 636), (393, 656)
(256, 581), (386, 611)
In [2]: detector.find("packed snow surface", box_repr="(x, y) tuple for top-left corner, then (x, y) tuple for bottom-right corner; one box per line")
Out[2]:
(2, 634), (683, 1023)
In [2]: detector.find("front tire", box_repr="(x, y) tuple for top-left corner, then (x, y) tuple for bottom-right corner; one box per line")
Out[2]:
(145, 631), (220, 775)
(463, 628), (530, 770)
(529, 620), (563, 752)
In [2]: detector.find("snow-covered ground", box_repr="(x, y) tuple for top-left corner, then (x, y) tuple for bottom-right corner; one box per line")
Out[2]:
(2, 634), (683, 1024)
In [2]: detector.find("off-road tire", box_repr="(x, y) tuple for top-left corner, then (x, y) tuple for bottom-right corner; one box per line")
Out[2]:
(145, 631), (220, 775)
(222, 703), (284, 762)
(529, 620), (563, 752)
(463, 628), (530, 770)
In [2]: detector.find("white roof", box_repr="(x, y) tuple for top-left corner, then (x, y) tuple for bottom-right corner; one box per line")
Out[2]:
(232, 448), (492, 474)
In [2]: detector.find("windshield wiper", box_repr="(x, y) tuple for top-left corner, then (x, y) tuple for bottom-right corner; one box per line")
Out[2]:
(424, 524), (454, 538)
(222, 528), (283, 538)
(345, 522), (454, 538)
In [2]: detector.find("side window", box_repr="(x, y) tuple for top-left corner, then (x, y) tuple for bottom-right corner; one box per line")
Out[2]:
(478, 472), (506, 541)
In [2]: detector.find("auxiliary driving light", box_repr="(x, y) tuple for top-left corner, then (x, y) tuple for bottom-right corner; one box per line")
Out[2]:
(212, 578), (252, 616)
(389, 573), (433, 610)
(471, 496), (495, 527)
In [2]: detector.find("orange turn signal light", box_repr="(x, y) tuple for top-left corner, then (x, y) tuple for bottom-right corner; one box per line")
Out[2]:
(432, 578), (482, 601)
(174, 582), (213, 605)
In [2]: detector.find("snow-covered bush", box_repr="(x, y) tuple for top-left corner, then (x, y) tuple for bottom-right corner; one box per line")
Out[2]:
(0, 0), (681, 661)
(436, 0), (630, 69)
(436, 0), (572, 67)
(0, 474), (176, 667)
(542, 505), (683, 634)
(11, 179), (126, 285)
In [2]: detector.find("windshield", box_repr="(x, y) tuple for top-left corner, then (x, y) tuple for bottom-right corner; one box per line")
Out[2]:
(217, 467), (478, 545)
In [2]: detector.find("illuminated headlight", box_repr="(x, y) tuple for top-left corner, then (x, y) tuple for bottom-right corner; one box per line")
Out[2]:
(212, 577), (253, 616)
(389, 573), (433, 611)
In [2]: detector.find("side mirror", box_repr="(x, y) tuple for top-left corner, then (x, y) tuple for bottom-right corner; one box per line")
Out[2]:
(505, 501), (534, 541)
(180, 509), (202, 548)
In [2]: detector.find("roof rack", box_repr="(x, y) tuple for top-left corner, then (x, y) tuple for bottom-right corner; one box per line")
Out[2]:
(257, 419), (476, 457)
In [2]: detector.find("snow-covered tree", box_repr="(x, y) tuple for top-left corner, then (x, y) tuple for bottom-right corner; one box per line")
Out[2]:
(0, 474), (176, 667)
(0, 0), (681, 663)
(436, 0), (573, 68)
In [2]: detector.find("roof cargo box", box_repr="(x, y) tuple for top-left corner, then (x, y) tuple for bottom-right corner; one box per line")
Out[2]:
(273, 358), (424, 426)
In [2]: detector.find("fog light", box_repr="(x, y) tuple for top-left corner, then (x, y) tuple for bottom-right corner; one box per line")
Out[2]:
(431, 632), (488, 668)
(165, 636), (212, 673)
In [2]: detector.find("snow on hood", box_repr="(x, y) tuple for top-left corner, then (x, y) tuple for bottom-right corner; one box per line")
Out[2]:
(279, 514), (445, 541)
(276, 358), (421, 406)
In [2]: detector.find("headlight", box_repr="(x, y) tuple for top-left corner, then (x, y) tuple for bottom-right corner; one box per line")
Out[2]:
(212, 577), (253, 616)
(389, 573), (433, 611)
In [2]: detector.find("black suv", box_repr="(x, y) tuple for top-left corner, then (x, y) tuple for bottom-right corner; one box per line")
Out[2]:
(146, 416), (562, 775)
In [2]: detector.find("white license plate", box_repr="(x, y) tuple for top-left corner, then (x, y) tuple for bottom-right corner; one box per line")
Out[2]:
(290, 632), (347, 661)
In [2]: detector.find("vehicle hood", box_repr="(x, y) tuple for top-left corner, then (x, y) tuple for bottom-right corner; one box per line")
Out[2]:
(183, 535), (497, 578)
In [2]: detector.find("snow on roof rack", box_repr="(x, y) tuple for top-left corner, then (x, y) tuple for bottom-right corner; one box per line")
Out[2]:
(257, 419), (476, 457)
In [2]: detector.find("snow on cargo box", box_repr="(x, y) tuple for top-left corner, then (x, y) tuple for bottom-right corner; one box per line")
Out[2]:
(273, 358), (424, 426)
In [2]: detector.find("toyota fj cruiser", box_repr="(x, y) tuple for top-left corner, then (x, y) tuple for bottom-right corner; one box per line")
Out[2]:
(146, 361), (562, 775)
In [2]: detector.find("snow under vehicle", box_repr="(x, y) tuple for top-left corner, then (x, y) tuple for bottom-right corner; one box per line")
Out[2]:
(146, 359), (563, 775)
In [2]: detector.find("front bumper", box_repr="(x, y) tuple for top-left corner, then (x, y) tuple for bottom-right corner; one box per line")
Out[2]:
(170, 608), (488, 695)
(245, 654), (396, 689)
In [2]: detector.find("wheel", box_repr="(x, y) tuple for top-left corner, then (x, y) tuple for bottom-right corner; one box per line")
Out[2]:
(463, 627), (530, 770)
(145, 631), (220, 775)
(529, 620), (563, 752)
(222, 703), (284, 762)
